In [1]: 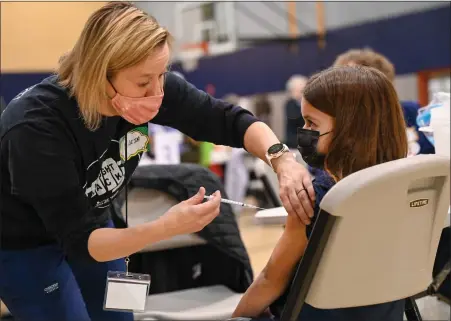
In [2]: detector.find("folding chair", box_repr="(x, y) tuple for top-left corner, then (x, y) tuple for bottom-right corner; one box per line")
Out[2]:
(252, 154), (450, 321)
(246, 157), (282, 209)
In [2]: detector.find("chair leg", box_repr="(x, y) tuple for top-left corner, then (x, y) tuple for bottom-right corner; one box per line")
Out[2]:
(404, 297), (423, 321)
(431, 260), (451, 294)
(260, 174), (282, 207)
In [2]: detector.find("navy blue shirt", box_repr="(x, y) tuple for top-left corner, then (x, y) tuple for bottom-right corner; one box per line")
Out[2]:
(0, 72), (258, 262)
(401, 100), (434, 155)
(269, 167), (405, 321)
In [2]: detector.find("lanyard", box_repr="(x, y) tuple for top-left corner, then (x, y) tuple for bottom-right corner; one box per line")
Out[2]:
(123, 133), (130, 275)
(99, 132), (130, 274)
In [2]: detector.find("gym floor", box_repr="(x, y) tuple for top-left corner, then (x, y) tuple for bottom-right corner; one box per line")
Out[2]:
(237, 203), (450, 321)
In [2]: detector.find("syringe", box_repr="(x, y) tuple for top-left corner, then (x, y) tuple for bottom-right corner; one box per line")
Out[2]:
(204, 195), (267, 210)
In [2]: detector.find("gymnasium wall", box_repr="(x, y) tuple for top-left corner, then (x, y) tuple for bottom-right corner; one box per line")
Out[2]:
(169, 6), (450, 99)
(158, 5), (449, 140)
(2, 3), (450, 114)
(0, 2), (106, 102)
(235, 2), (447, 38)
(137, 2), (448, 43)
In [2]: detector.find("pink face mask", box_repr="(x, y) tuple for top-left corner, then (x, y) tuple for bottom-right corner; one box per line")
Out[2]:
(111, 90), (164, 125)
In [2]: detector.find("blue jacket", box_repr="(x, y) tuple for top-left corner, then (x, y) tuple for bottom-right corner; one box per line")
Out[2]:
(401, 101), (435, 155)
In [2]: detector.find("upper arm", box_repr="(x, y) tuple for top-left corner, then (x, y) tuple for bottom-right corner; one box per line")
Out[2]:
(3, 122), (101, 259)
(6, 122), (79, 199)
(262, 177), (332, 285)
(151, 72), (258, 147)
(263, 215), (308, 285)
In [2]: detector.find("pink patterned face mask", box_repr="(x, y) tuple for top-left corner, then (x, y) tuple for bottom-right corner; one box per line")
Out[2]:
(111, 90), (164, 125)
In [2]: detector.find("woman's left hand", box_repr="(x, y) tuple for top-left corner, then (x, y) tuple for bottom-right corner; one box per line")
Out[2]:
(273, 154), (315, 225)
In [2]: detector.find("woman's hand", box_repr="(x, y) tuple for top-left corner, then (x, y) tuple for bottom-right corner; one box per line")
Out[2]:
(88, 188), (220, 262)
(161, 187), (221, 236)
(272, 153), (315, 225)
(241, 122), (315, 224)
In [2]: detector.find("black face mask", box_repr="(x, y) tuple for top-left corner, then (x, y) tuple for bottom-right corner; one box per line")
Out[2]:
(297, 128), (330, 168)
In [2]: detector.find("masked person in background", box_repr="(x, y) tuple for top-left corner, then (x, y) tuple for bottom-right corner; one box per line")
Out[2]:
(0, 3), (315, 321)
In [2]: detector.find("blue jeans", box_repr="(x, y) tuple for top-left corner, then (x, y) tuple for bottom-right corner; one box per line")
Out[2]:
(0, 223), (133, 321)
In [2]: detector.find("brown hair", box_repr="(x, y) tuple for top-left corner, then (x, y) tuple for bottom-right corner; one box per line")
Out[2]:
(333, 48), (395, 82)
(57, 2), (172, 130)
(303, 66), (407, 181)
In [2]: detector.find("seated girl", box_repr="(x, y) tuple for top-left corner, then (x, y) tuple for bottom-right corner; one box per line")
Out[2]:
(232, 66), (408, 321)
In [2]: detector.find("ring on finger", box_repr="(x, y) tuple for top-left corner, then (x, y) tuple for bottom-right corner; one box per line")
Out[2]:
(296, 188), (306, 195)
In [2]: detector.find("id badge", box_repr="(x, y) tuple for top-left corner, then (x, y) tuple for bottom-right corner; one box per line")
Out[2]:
(104, 271), (151, 313)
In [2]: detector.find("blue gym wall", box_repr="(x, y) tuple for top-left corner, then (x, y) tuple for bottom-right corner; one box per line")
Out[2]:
(1, 5), (450, 104)
(171, 6), (450, 98)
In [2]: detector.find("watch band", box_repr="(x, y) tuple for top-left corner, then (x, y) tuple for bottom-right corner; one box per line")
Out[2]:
(265, 143), (293, 170)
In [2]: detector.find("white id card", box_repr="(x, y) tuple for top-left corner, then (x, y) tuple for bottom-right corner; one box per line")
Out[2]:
(104, 271), (151, 313)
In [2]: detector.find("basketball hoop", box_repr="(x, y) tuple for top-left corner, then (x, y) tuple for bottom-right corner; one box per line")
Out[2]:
(179, 42), (209, 72)
(181, 41), (209, 55)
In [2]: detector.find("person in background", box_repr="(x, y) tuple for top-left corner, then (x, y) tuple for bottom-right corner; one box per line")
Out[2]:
(284, 75), (307, 148)
(333, 48), (435, 156)
(254, 94), (272, 127)
(233, 66), (408, 321)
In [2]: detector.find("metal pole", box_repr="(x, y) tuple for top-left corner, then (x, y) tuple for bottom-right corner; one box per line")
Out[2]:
(315, 1), (326, 49)
(287, 2), (298, 37)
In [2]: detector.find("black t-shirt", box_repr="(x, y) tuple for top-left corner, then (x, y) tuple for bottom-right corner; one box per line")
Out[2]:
(0, 72), (258, 262)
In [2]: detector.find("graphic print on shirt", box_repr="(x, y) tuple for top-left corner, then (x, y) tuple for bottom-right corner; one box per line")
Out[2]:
(84, 126), (150, 208)
(12, 85), (37, 101)
(119, 127), (150, 161)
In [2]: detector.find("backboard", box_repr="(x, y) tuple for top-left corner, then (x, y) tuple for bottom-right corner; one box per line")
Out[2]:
(175, 2), (237, 71)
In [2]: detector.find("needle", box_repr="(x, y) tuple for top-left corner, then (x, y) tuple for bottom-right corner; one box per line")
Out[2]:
(204, 195), (267, 210)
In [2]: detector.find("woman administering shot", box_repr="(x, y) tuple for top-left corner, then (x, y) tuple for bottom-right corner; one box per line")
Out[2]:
(0, 3), (314, 321)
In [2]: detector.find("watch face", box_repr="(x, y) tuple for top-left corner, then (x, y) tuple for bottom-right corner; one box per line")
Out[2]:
(268, 143), (284, 155)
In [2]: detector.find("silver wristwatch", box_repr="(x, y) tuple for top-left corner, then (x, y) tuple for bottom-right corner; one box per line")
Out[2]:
(265, 143), (293, 170)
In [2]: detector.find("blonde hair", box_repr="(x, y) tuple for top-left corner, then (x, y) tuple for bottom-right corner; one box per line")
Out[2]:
(333, 48), (395, 82)
(57, 2), (172, 130)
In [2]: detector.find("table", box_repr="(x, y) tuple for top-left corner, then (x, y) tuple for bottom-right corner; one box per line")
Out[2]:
(255, 206), (451, 227)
